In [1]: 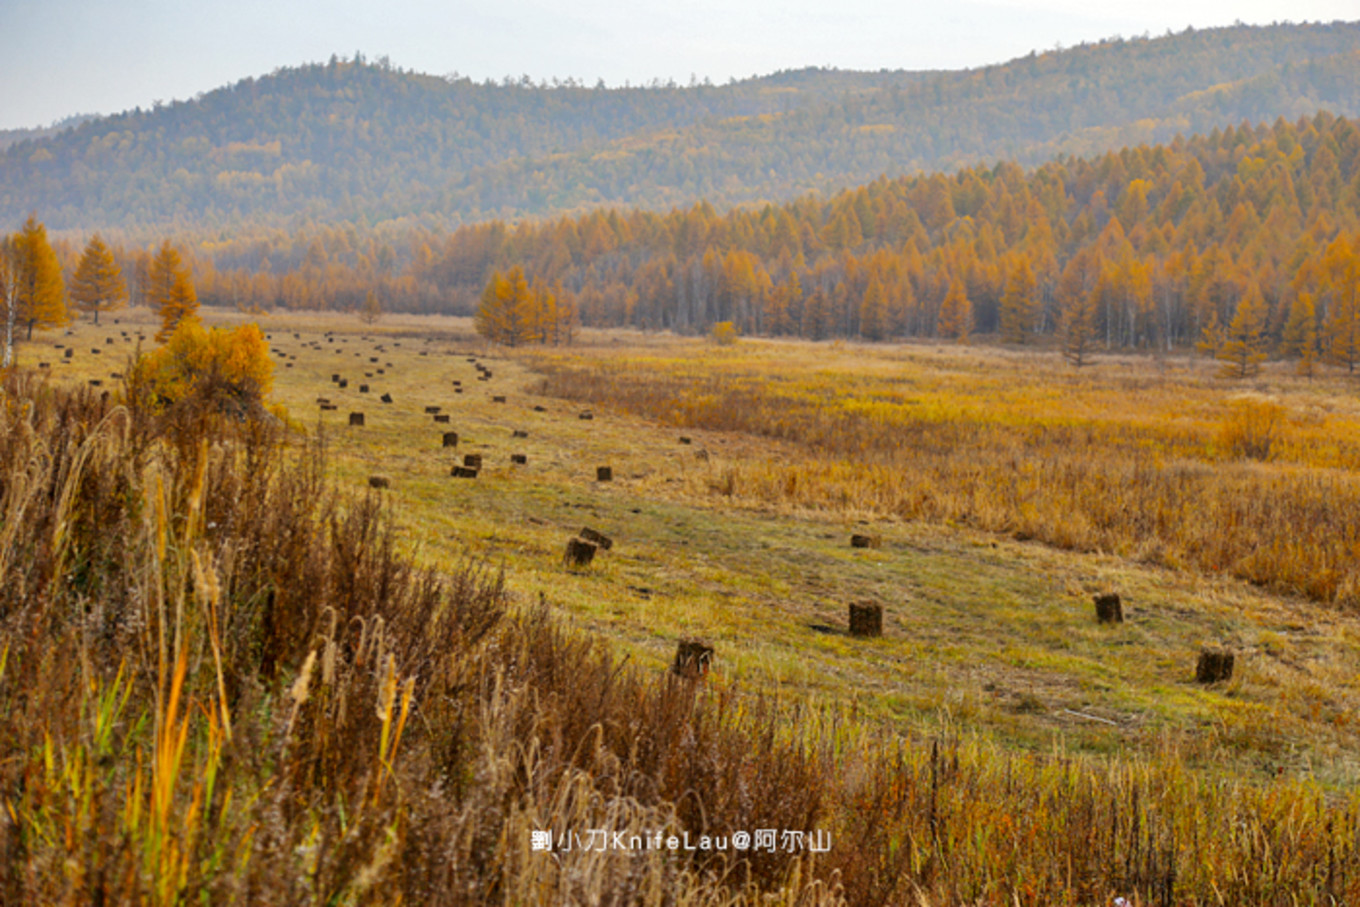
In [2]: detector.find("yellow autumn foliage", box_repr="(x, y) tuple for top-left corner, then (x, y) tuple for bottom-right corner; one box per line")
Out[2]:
(130, 320), (274, 418)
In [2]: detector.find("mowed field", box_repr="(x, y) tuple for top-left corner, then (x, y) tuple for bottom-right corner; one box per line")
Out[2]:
(31, 306), (1360, 790)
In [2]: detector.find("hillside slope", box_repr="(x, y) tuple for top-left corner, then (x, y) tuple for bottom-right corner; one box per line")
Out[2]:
(3, 22), (1359, 230)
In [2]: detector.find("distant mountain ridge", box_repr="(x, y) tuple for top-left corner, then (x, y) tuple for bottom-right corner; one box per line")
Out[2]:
(3, 21), (1359, 232)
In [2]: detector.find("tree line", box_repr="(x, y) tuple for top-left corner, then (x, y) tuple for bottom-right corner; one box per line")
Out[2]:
(214, 111), (1360, 377)
(11, 110), (1360, 376)
(0, 217), (202, 364)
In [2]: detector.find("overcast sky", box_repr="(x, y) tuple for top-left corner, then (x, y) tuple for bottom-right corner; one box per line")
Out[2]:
(0, 0), (1355, 131)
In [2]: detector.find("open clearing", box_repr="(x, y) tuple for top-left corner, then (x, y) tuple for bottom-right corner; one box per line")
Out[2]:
(36, 307), (1360, 788)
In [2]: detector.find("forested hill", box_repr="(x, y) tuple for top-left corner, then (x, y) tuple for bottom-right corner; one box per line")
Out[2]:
(5, 21), (1360, 231)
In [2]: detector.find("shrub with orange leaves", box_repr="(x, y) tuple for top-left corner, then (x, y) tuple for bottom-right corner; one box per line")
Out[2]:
(129, 320), (275, 420)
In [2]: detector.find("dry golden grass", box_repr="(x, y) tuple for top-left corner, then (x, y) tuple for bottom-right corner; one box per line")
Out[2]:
(11, 310), (1360, 903)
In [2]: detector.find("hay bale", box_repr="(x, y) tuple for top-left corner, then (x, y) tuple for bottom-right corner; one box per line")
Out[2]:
(349, 412), (365, 427)
(512, 429), (528, 438)
(38, 362), (48, 369)
(848, 602), (883, 638)
(368, 476), (390, 489)
(563, 537), (597, 568)
(1094, 593), (1124, 624)
(580, 527), (613, 550)
(370, 357), (379, 363)
(511, 453), (527, 465)
(451, 466), (479, 479)
(320, 404), (338, 411)
(1196, 649), (1234, 684)
(442, 432), (459, 448)
(452, 380), (462, 387)
(380, 393), (393, 404)
(105, 337), (113, 344)
(679, 436), (692, 444)
(455, 388), (463, 394)
(533, 405), (546, 412)
(316, 397), (331, 405)
(434, 414), (450, 423)
(88, 379), (102, 387)
(332, 374), (340, 382)
(596, 466), (613, 482)
(850, 534), (881, 549)
(579, 411), (594, 420)
(492, 395), (506, 403)
(425, 405), (441, 414)
(90, 348), (101, 354)
(338, 379), (348, 388)
(64, 349), (74, 359)
(463, 453), (482, 469)
(672, 639), (714, 678)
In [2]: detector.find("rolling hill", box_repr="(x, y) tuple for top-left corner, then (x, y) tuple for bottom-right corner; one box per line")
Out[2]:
(3, 21), (1359, 231)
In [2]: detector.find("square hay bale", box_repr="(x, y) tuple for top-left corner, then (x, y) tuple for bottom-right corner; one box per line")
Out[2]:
(850, 534), (881, 549)
(848, 602), (883, 638)
(512, 429), (528, 438)
(511, 453), (527, 465)
(596, 466), (613, 482)
(563, 537), (597, 568)
(348, 412), (365, 427)
(442, 432), (459, 448)
(579, 411), (593, 420)
(368, 476), (390, 489)
(425, 406), (441, 414)
(434, 414), (450, 423)
(1094, 593), (1124, 624)
(1196, 648), (1234, 684)
(380, 393), (393, 404)
(463, 453), (482, 469)
(492, 395), (506, 403)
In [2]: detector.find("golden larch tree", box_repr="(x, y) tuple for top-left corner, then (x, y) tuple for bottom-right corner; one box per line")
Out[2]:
(999, 255), (1038, 344)
(1217, 284), (1269, 379)
(475, 267), (534, 346)
(1, 215), (68, 367)
(1321, 235), (1360, 373)
(1280, 292), (1319, 377)
(859, 276), (886, 341)
(936, 281), (972, 342)
(147, 240), (200, 342)
(360, 289), (383, 324)
(70, 234), (127, 325)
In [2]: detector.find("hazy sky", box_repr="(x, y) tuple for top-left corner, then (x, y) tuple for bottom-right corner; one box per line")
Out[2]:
(1, 0), (1355, 131)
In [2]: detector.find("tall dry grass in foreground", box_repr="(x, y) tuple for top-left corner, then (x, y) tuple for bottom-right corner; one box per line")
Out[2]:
(534, 346), (1360, 610)
(1, 370), (1359, 905)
